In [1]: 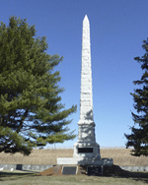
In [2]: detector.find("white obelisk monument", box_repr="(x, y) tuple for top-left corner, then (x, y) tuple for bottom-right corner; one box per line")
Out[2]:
(57, 15), (113, 165)
(73, 15), (101, 161)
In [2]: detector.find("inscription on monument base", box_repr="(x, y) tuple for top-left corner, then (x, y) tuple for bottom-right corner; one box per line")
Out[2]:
(62, 166), (78, 175)
(78, 148), (93, 153)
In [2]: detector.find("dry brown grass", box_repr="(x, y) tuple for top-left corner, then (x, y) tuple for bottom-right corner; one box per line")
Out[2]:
(0, 148), (148, 166)
(100, 148), (148, 166)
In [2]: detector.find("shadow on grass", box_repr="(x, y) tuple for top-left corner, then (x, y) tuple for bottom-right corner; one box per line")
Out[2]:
(103, 165), (148, 183)
(0, 171), (38, 183)
(0, 171), (35, 178)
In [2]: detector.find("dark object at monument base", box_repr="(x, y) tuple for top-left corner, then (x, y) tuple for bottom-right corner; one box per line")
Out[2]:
(16, 164), (23, 170)
(78, 148), (93, 153)
(87, 166), (103, 176)
(62, 166), (77, 175)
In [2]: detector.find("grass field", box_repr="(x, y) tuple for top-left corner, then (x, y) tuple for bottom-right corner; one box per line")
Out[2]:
(0, 171), (148, 185)
(0, 148), (148, 166)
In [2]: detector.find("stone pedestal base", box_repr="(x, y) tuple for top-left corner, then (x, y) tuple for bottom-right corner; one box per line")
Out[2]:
(73, 142), (101, 160)
(57, 157), (113, 166)
(57, 141), (113, 166)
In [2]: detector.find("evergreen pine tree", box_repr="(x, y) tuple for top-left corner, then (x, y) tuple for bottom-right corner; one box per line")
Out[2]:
(125, 38), (148, 156)
(0, 17), (77, 155)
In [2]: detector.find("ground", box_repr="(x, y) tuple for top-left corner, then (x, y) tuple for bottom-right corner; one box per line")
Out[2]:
(0, 165), (148, 185)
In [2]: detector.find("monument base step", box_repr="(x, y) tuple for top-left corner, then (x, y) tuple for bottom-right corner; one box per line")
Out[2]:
(57, 157), (113, 166)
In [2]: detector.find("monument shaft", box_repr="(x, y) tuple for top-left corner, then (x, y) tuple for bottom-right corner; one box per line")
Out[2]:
(73, 15), (100, 160)
(80, 15), (93, 123)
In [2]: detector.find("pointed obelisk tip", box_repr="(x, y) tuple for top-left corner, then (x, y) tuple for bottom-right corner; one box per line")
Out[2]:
(84, 15), (89, 22)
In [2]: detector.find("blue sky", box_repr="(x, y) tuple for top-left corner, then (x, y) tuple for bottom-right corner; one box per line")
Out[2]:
(1, 0), (148, 148)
